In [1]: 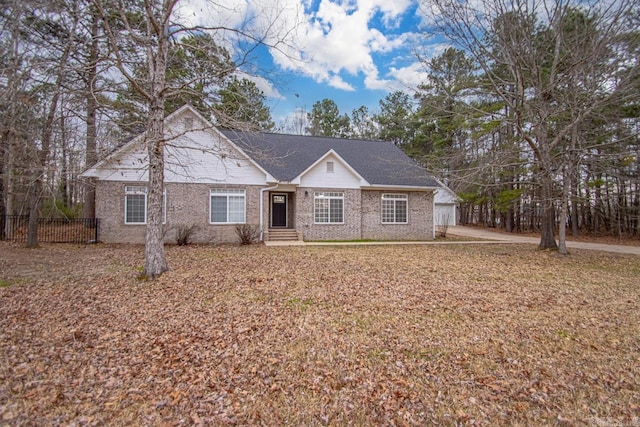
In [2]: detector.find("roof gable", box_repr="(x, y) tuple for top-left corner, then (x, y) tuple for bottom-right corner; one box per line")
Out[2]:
(434, 179), (459, 204)
(81, 105), (273, 184)
(220, 130), (440, 188)
(294, 149), (369, 188)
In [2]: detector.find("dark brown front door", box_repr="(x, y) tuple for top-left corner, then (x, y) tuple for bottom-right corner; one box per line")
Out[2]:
(271, 194), (287, 227)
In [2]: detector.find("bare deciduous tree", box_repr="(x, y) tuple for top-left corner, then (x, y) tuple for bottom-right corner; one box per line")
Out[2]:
(425, 0), (640, 252)
(94, 0), (299, 279)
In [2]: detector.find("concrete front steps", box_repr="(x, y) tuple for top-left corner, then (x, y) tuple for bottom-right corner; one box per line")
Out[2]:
(267, 229), (302, 242)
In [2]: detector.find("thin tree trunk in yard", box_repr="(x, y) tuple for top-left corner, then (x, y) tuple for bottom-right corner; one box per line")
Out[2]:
(558, 166), (569, 255)
(143, 99), (168, 279)
(82, 9), (99, 220)
(2, 110), (15, 239)
(141, 2), (170, 280)
(558, 123), (579, 254)
(571, 179), (579, 236)
(631, 182), (640, 236)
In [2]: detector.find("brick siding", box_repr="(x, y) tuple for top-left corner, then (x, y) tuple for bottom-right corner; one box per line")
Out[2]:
(295, 188), (361, 241)
(361, 190), (434, 240)
(96, 181), (262, 244)
(97, 182), (435, 243)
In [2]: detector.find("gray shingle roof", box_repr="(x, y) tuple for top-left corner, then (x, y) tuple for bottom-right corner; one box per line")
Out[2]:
(220, 130), (440, 188)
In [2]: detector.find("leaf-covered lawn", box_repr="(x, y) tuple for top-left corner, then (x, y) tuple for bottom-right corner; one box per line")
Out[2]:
(0, 242), (638, 426)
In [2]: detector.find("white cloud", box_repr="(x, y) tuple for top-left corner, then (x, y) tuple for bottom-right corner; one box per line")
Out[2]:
(178, 0), (423, 93)
(176, 0), (306, 50)
(388, 61), (427, 89)
(237, 73), (286, 100)
(329, 75), (355, 91)
(386, 39), (454, 90)
(269, 0), (416, 91)
(176, 0), (306, 95)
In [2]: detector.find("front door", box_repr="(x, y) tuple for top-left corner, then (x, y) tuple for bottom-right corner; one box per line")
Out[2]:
(271, 194), (287, 227)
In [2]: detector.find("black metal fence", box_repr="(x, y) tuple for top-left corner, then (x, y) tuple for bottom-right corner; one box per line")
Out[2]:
(0, 216), (100, 244)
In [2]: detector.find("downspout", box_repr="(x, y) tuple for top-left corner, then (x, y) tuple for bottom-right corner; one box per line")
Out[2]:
(432, 189), (437, 239)
(260, 184), (280, 241)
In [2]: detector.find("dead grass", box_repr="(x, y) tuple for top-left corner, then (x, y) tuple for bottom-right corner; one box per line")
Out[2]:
(0, 242), (638, 426)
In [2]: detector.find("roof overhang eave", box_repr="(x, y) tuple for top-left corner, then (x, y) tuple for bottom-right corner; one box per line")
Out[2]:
(79, 169), (97, 178)
(363, 184), (439, 191)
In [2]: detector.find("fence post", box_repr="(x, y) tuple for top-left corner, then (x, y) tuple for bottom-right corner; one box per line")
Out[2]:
(94, 218), (100, 243)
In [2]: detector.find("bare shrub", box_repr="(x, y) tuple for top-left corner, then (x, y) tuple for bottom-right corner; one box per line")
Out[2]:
(235, 224), (261, 245)
(175, 224), (200, 246)
(436, 214), (450, 238)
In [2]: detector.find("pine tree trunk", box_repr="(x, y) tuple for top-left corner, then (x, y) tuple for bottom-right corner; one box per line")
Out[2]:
(26, 180), (40, 248)
(571, 182), (579, 236)
(558, 167), (570, 255)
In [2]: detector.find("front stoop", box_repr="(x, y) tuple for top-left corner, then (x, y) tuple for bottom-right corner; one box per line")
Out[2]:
(266, 229), (303, 242)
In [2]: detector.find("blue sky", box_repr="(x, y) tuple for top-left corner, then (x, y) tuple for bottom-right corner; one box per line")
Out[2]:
(180, 0), (446, 128)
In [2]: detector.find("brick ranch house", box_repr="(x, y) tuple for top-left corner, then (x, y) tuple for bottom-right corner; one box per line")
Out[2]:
(81, 105), (450, 244)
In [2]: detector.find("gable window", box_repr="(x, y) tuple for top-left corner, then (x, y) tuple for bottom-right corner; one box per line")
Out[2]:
(314, 192), (343, 224)
(210, 189), (245, 223)
(326, 161), (334, 173)
(125, 186), (166, 224)
(382, 193), (408, 224)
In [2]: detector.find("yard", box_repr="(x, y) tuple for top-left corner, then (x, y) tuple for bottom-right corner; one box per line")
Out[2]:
(0, 242), (638, 426)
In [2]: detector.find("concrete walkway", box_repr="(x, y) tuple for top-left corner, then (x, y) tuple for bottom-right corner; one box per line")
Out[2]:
(265, 226), (640, 255)
(447, 226), (640, 255)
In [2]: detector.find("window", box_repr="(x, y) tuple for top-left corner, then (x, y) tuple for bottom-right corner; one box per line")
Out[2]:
(184, 117), (194, 130)
(125, 186), (146, 224)
(125, 186), (166, 224)
(326, 161), (334, 173)
(382, 193), (408, 223)
(314, 192), (343, 223)
(210, 189), (246, 223)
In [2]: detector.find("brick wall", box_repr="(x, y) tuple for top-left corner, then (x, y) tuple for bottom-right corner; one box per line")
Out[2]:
(96, 182), (435, 243)
(295, 188), (362, 241)
(361, 190), (434, 240)
(96, 181), (262, 244)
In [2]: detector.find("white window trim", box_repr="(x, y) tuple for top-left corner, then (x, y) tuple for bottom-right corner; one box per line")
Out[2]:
(209, 188), (246, 224)
(381, 193), (408, 224)
(124, 186), (166, 225)
(314, 191), (344, 224)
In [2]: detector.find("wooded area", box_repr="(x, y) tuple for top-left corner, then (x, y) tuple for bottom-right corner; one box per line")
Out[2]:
(1, 0), (638, 271)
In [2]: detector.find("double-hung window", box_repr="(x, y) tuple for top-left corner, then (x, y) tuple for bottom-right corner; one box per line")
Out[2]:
(210, 189), (246, 223)
(125, 186), (166, 224)
(314, 192), (344, 224)
(381, 193), (408, 224)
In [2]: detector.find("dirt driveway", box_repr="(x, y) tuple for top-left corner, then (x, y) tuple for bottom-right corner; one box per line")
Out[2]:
(447, 226), (640, 255)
